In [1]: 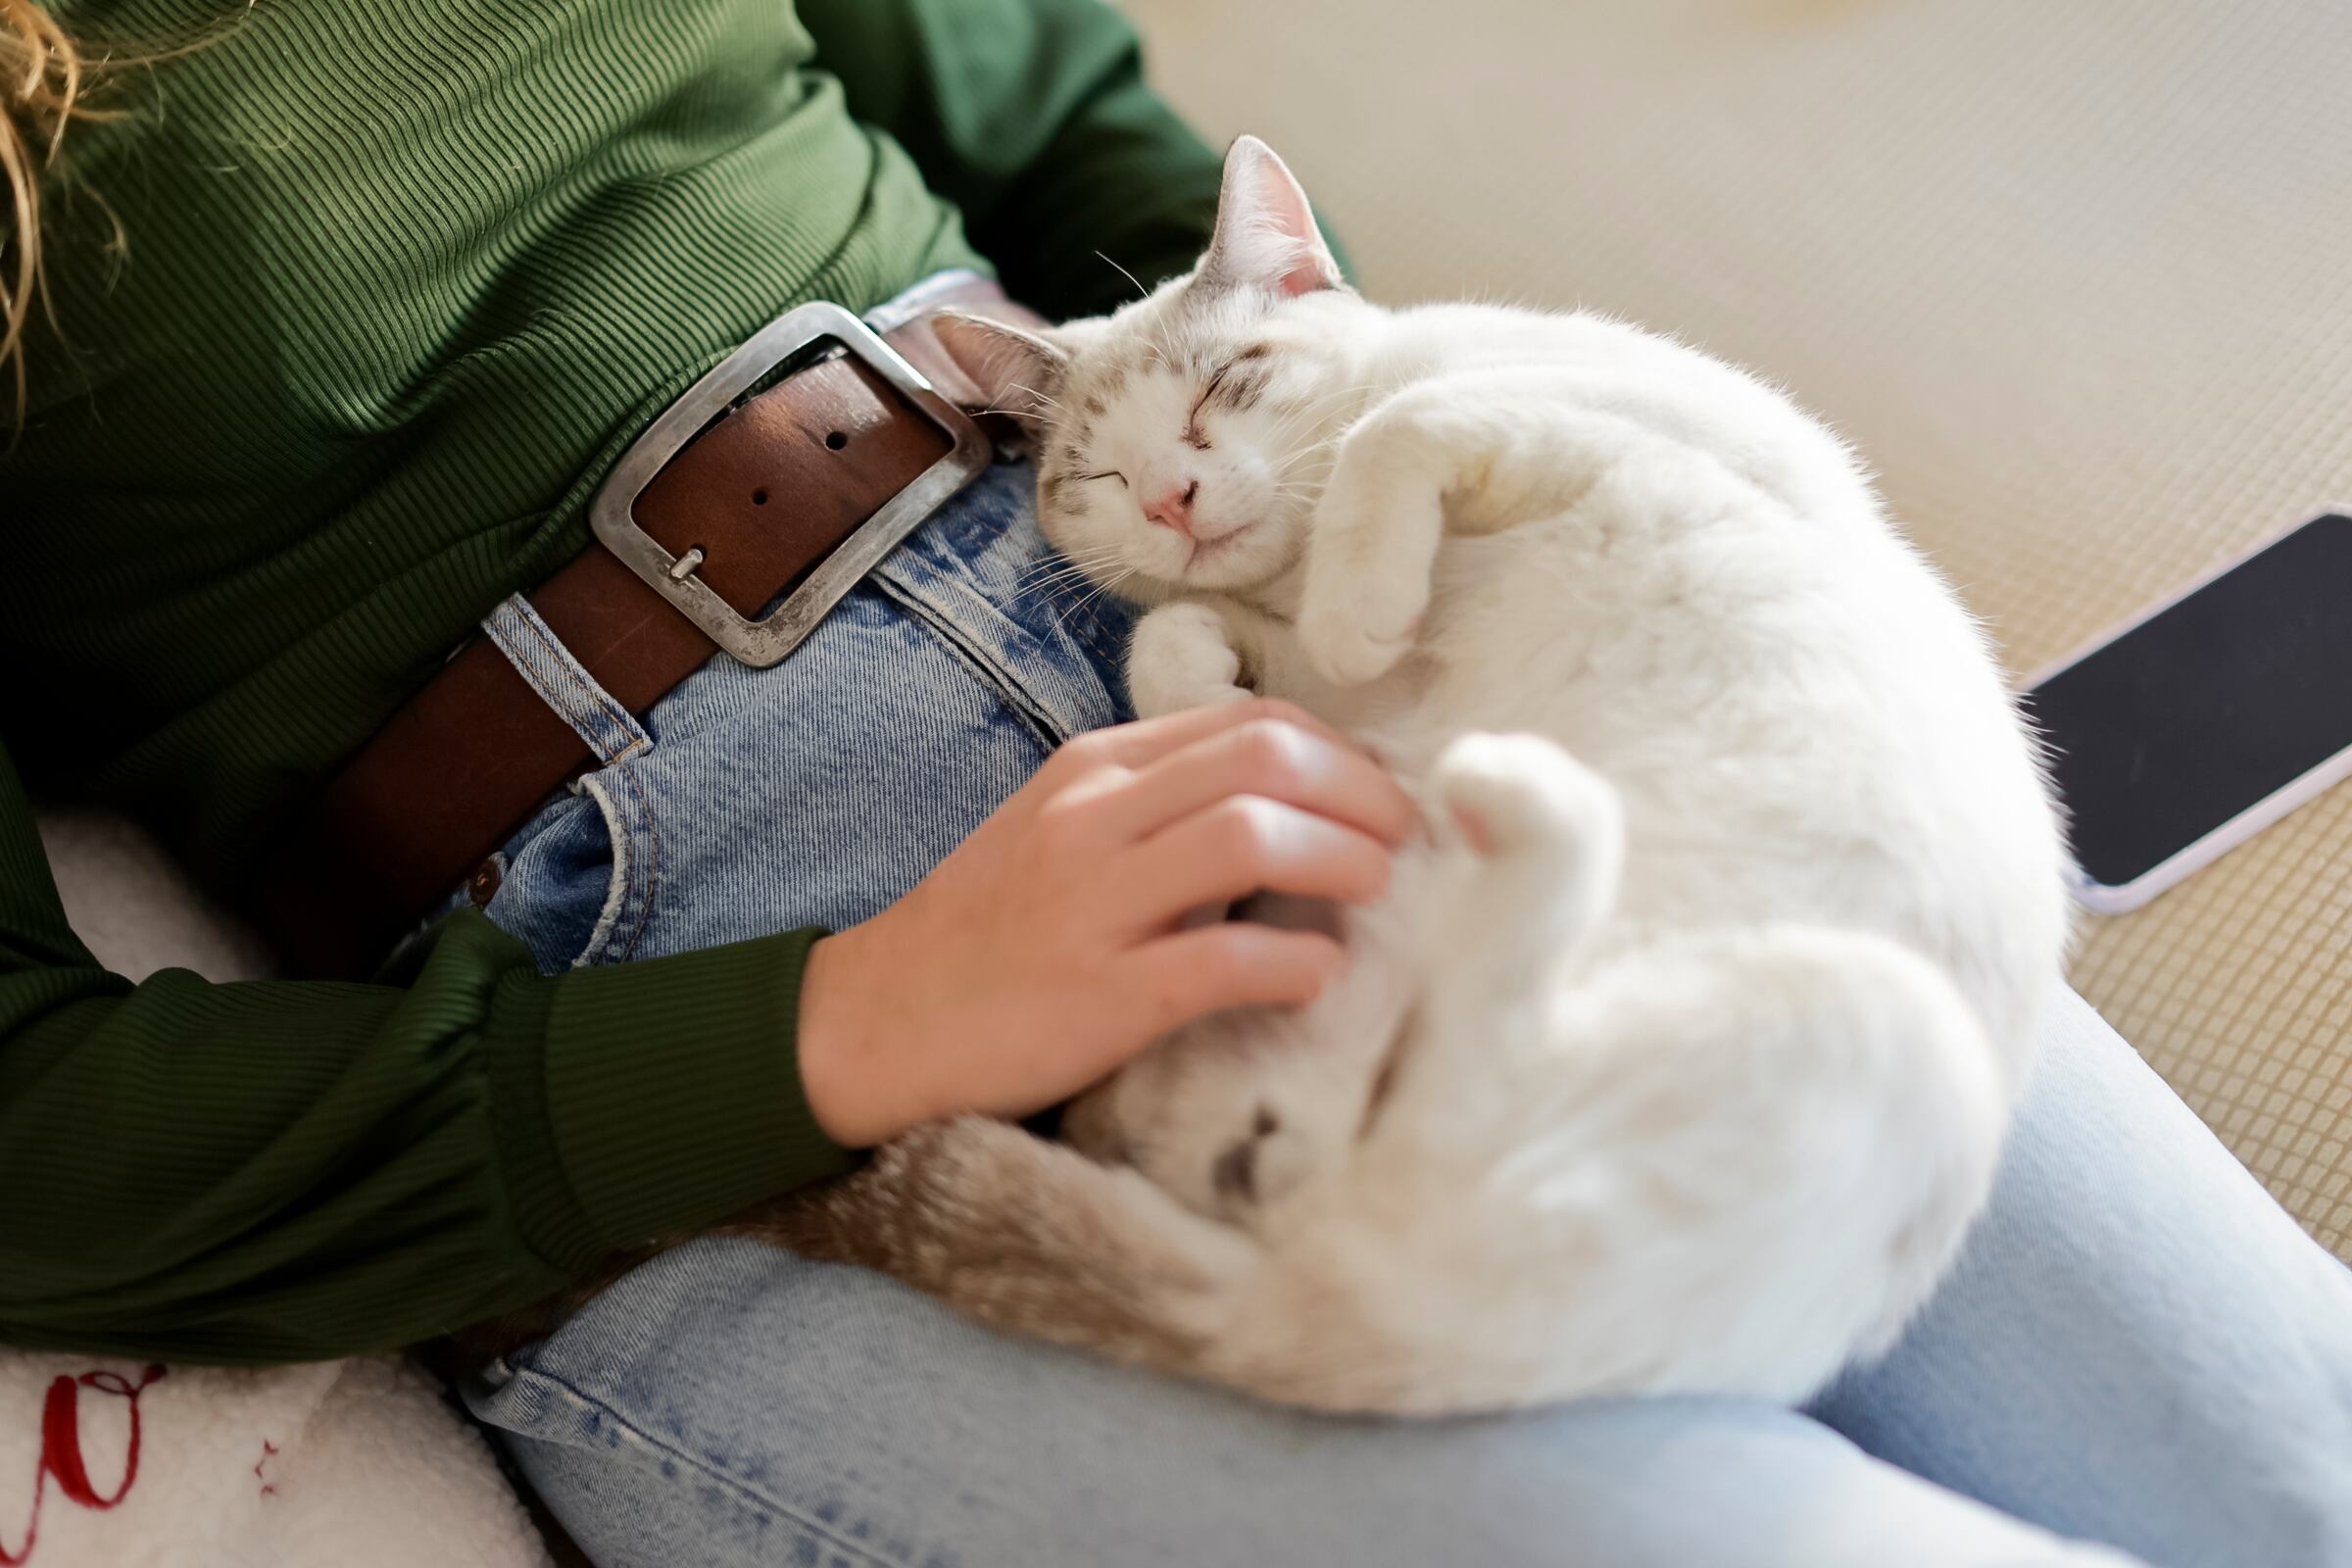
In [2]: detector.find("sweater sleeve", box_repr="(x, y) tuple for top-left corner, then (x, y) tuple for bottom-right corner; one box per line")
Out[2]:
(0, 737), (854, 1365)
(796, 0), (1230, 318)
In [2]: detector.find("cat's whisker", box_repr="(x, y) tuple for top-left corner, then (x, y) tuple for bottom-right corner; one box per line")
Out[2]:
(1051, 566), (1140, 629)
(1017, 546), (1136, 602)
(1005, 382), (1067, 416)
(1260, 401), (1373, 453)
(1096, 250), (1150, 303)
(1018, 552), (1112, 580)
(1265, 383), (1382, 435)
(1273, 436), (1345, 466)
(1018, 558), (1124, 597)
(1026, 571), (1117, 603)
(1016, 544), (1126, 581)
(1017, 564), (1099, 596)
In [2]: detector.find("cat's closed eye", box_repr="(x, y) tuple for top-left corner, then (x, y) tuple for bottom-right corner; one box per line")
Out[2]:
(1077, 470), (1128, 486)
(1183, 365), (1233, 451)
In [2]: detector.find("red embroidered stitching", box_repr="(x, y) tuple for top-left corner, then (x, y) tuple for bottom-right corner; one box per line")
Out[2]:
(0, 1365), (167, 1565)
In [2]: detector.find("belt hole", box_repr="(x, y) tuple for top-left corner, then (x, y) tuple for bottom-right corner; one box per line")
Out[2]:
(825, 430), (849, 451)
(752, 489), (768, 506)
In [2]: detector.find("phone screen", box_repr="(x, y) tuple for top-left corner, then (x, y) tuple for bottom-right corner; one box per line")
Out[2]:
(2024, 513), (2352, 892)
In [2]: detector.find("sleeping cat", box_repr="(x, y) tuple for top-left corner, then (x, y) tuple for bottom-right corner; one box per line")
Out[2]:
(766, 136), (2070, 1415)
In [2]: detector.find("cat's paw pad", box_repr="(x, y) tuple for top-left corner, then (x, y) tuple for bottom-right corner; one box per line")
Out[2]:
(1128, 603), (1253, 716)
(1208, 1102), (1314, 1217)
(1298, 574), (1428, 687)
(1434, 732), (1621, 856)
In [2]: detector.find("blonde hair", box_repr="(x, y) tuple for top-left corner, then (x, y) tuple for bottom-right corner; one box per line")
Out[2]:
(1, 0), (94, 420)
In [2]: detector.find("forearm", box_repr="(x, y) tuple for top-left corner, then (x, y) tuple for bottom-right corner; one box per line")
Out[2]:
(0, 914), (854, 1363)
(0, 730), (852, 1363)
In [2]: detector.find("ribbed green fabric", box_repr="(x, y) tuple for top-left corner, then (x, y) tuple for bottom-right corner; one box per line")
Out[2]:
(0, 0), (1222, 1362)
(535, 929), (854, 1252)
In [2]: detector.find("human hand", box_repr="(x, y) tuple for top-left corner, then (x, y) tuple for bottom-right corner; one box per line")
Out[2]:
(797, 700), (1415, 1148)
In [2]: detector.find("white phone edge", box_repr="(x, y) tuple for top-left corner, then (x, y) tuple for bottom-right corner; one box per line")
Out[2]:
(2017, 507), (2352, 916)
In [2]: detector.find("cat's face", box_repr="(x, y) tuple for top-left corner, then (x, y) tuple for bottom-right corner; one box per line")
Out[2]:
(936, 137), (1371, 605)
(1023, 287), (1364, 600)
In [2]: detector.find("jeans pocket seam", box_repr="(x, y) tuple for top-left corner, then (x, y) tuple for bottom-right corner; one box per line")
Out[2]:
(570, 766), (660, 968)
(871, 572), (1064, 751)
(496, 1363), (904, 1568)
(611, 762), (660, 963)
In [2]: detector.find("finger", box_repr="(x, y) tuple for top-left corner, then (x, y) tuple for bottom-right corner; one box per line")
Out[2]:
(1093, 715), (1417, 847)
(1119, 797), (1393, 928)
(1120, 923), (1347, 1035)
(1064, 698), (1362, 773)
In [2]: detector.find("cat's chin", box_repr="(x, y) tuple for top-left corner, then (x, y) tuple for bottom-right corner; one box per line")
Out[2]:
(1181, 522), (1257, 571)
(1169, 525), (1298, 595)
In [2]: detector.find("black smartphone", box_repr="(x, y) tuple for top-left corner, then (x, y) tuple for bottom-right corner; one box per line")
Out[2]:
(2022, 513), (2352, 912)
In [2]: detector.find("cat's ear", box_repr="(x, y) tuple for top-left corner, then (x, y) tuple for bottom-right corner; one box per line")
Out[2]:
(1198, 136), (1345, 299)
(930, 310), (1071, 427)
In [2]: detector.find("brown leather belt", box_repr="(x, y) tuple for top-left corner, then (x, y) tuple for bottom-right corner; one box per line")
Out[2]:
(258, 277), (1009, 978)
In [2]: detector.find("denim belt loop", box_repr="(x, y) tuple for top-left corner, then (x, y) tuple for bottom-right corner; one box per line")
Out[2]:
(478, 592), (653, 767)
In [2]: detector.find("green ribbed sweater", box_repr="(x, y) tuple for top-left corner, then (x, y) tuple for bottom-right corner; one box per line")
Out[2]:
(0, 0), (1224, 1362)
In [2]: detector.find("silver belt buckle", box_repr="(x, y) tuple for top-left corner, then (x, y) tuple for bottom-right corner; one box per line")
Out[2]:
(588, 300), (991, 668)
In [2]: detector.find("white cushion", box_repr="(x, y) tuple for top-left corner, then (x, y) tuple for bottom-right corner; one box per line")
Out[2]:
(16, 811), (546, 1568)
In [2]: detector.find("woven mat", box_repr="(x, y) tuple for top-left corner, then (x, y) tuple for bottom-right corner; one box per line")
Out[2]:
(1130, 0), (2352, 1256)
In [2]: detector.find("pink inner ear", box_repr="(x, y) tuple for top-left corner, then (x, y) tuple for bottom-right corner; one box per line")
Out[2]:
(1260, 167), (1334, 295)
(1206, 140), (1339, 297)
(1276, 254), (1330, 298)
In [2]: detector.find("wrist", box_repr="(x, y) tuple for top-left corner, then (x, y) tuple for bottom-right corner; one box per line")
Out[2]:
(797, 926), (914, 1149)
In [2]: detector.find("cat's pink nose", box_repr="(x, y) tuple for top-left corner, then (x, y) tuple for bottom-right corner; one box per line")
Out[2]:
(1143, 479), (1200, 537)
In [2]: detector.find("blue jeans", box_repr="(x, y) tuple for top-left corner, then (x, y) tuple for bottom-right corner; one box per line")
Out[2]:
(459, 460), (2352, 1567)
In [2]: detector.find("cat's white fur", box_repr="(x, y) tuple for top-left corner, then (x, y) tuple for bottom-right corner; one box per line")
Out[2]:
(788, 137), (2070, 1415)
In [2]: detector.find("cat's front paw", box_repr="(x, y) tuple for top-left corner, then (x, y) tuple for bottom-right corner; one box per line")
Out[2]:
(1128, 602), (1254, 716)
(1297, 566), (1428, 687)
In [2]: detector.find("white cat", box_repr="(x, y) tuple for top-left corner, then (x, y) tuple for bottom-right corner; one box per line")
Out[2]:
(767, 136), (2071, 1415)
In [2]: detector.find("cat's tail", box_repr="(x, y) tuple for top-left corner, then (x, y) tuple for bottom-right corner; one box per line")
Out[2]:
(741, 1113), (1272, 1377)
